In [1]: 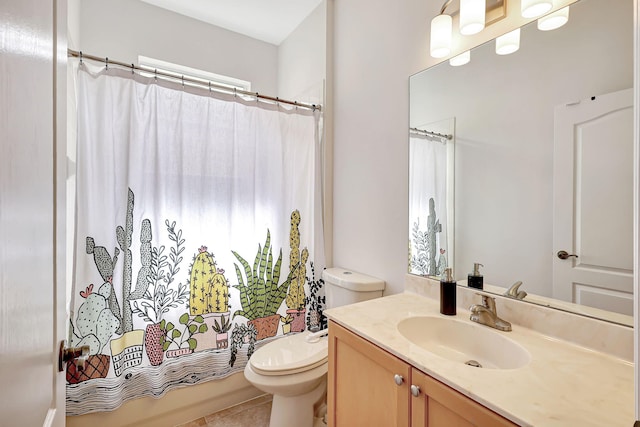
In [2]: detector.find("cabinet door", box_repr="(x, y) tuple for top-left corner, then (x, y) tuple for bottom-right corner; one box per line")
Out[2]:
(328, 321), (411, 427)
(411, 369), (517, 427)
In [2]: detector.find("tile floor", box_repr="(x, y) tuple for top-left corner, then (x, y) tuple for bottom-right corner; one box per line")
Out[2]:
(175, 395), (272, 427)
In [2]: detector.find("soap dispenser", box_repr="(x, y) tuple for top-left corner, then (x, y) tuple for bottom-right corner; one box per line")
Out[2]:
(468, 263), (484, 290)
(440, 267), (457, 316)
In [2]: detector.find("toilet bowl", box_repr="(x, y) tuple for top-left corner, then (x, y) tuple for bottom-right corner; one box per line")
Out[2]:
(243, 268), (385, 427)
(244, 331), (328, 427)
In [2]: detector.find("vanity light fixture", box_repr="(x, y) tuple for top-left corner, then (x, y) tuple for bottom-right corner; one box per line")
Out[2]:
(430, 13), (453, 58)
(449, 50), (471, 66)
(537, 6), (570, 31)
(495, 28), (521, 55)
(460, 0), (486, 35)
(521, 0), (553, 18)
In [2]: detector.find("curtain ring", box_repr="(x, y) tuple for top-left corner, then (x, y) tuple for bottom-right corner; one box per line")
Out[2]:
(131, 63), (134, 75)
(79, 51), (83, 65)
(255, 92), (259, 103)
(181, 75), (184, 88)
(154, 69), (158, 82)
(208, 81), (212, 93)
(233, 87), (237, 98)
(105, 57), (109, 71)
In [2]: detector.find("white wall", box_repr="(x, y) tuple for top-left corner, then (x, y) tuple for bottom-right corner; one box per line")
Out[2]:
(278, 2), (326, 103)
(78, 0), (278, 94)
(331, 0), (581, 295)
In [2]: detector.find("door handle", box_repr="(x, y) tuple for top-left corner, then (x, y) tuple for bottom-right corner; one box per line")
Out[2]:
(58, 341), (90, 372)
(557, 250), (578, 260)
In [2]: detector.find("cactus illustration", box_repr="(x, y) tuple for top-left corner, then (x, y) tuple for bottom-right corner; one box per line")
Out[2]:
(305, 262), (327, 331)
(112, 188), (152, 334)
(286, 210), (307, 310)
(86, 237), (120, 325)
(189, 246), (230, 315)
(71, 283), (120, 355)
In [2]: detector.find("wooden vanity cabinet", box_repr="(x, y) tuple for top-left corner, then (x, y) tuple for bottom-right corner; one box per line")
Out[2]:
(328, 321), (518, 427)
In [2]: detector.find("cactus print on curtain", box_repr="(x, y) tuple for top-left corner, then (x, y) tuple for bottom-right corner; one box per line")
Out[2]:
(68, 66), (325, 415)
(408, 122), (452, 277)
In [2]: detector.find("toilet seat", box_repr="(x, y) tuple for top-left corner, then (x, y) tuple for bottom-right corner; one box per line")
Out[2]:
(250, 331), (328, 376)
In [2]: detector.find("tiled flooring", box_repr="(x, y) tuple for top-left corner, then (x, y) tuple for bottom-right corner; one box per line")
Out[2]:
(176, 395), (272, 427)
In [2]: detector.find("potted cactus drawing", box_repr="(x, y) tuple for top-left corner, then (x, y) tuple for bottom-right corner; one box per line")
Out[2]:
(285, 210), (307, 333)
(211, 314), (232, 349)
(67, 283), (120, 384)
(131, 219), (189, 366)
(187, 246), (230, 351)
(104, 188), (152, 376)
(232, 229), (296, 340)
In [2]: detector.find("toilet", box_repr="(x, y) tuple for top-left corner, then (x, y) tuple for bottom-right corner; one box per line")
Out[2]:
(243, 267), (385, 427)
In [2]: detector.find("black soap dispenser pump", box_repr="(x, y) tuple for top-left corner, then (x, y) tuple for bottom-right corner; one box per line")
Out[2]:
(468, 263), (484, 290)
(440, 267), (457, 316)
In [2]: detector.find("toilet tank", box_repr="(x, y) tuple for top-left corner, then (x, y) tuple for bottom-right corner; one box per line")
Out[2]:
(322, 267), (385, 309)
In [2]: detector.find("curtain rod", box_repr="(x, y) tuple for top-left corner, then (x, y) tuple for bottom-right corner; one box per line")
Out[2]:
(410, 127), (453, 140)
(68, 49), (321, 112)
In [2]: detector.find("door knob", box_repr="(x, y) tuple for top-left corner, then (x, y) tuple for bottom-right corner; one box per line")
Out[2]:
(557, 250), (578, 260)
(58, 341), (90, 372)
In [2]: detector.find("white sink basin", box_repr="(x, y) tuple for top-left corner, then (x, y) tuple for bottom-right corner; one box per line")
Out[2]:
(397, 316), (531, 370)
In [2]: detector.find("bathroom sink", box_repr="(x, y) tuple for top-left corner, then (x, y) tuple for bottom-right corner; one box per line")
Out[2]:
(397, 316), (531, 369)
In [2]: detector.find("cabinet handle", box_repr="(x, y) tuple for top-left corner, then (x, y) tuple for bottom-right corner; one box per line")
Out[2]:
(394, 374), (404, 385)
(410, 385), (421, 397)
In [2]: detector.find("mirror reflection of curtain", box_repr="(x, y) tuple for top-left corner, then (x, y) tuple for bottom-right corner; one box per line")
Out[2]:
(68, 66), (324, 414)
(409, 127), (450, 277)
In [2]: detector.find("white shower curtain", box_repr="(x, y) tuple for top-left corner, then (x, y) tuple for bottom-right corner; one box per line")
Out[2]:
(67, 65), (325, 415)
(409, 132), (450, 277)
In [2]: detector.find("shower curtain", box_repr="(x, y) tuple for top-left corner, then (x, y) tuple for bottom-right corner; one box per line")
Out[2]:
(409, 131), (450, 277)
(67, 65), (325, 415)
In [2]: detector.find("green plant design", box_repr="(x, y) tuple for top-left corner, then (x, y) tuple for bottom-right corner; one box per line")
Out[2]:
(231, 229), (297, 321)
(212, 315), (232, 334)
(229, 323), (257, 367)
(410, 197), (442, 276)
(160, 312), (208, 351)
(132, 220), (189, 324)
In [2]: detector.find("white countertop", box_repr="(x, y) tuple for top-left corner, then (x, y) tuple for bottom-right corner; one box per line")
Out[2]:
(325, 292), (634, 427)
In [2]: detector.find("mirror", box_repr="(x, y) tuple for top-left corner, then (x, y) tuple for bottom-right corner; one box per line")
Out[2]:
(409, 0), (634, 325)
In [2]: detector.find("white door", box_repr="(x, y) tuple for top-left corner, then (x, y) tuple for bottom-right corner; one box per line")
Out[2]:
(552, 88), (634, 316)
(0, 0), (67, 426)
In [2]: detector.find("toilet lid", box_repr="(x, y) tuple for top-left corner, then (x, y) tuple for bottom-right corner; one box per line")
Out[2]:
(249, 331), (328, 376)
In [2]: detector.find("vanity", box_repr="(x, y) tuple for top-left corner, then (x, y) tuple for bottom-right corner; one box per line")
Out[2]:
(325, 281), (634, 426)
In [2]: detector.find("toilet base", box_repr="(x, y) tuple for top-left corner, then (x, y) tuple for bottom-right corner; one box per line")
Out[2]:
(269, 377), (327, 427)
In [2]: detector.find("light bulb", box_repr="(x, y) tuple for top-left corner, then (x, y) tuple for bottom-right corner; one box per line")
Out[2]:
(496, 28), (520, 55)
(460, 0), (486, 36)
(521, 0), (553, 18)
(449, 51), (471, 66)
(430, 14), (452, 58)
(537, 6), (570, 31)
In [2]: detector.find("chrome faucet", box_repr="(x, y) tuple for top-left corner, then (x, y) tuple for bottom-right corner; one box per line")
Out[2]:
(504, 281), (527, 300)
(469, 294), (512, 332)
